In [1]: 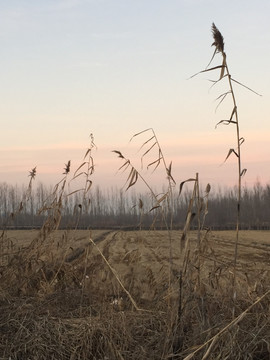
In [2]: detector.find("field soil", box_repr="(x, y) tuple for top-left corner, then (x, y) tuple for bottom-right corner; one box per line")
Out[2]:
(1, 229), (270, 359)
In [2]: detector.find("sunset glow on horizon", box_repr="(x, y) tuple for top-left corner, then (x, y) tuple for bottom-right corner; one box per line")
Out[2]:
(0, 0), (269, 193)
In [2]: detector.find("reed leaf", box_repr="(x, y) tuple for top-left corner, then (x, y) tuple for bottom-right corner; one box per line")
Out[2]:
(189, 65), (225, 79)
(223, 148), (239, 163)
(179, 178), (196, 195)
(231, 78), (262, 96)
(112, 150), (125, 159)
(240, 168), (247, 177)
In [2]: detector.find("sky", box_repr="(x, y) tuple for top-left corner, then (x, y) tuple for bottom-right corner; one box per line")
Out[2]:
(0, 0), (270, 193)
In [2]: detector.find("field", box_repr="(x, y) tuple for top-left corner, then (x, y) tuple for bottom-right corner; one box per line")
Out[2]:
(1, 229), (270, 359)
(1, 18), (268, 360)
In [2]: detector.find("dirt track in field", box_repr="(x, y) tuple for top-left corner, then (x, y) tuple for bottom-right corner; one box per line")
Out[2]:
(2, 229), (270, 304)
(3, 229), (270, 269)
(1, 229), (270, 359)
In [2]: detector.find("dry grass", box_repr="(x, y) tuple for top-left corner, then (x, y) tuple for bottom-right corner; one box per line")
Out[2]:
(0, 24), (268, 360)
(1, 229), (270, 359)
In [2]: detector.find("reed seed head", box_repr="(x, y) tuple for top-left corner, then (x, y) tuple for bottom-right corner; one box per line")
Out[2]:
(29, 166), (37, 180)
(211, 23), (225, 54)
(63, 160), (71, 174)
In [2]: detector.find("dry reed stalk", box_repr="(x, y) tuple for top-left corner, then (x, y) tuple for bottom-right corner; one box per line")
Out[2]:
(181, 288), (270, 360)
(89, 236), (141, 311)
(38, 161), (71, 233)
(113, 128), (176, 310)
(70, 133), (96, 212)
(79, 238), (92, 316)
(0, 166), (37, 240)
(173, 174), (214, 357)
(179, 176), (197, 252)
(1, 135), (97, 299)
(211, 25), (243, 302)
(191, 23), (260, 311)
(0, 167), (37, 270)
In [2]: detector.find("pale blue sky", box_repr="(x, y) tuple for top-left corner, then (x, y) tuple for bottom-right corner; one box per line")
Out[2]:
(0, 0), (269, 191)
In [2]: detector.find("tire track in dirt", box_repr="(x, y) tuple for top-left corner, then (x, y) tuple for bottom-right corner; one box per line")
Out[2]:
(209, 235), (270, 268)
(213, 236), (270, 251)
(65, 230), (116, 263)
(93, 230), (117, 245)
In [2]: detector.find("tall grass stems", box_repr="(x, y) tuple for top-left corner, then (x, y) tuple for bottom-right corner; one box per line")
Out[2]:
(0, 24), (268, 360)
(192, 23), (261, 313)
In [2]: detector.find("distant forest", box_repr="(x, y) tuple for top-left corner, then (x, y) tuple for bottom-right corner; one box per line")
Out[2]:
(0, 181), (269, 230)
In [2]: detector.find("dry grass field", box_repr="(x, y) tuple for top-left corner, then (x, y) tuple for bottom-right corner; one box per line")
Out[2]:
(1, 22), (268, 360)
(1, 229), (270, 359)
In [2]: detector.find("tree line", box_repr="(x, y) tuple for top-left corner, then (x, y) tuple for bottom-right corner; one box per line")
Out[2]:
(0, 181), (269, 230)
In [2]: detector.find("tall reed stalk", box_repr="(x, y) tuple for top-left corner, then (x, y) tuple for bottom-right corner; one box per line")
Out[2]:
(192, 23), (260, 309)
(113, 128), (176, 310)
(211, 23), (242, 298)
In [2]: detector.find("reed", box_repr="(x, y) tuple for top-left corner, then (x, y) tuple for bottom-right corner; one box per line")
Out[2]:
(113, 127), (177, 314)
(0, 24), (268, 360)
(192, 23), (260, 311)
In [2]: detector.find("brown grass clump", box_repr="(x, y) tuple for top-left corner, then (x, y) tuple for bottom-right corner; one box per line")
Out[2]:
(1, 229), (270, 359)
(0, 295), (169, 360)
(0, 229), (174, 359)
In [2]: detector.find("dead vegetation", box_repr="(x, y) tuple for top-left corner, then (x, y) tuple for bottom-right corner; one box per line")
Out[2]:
(1, 24), (269, 360)
(1, 229), (270, 359)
